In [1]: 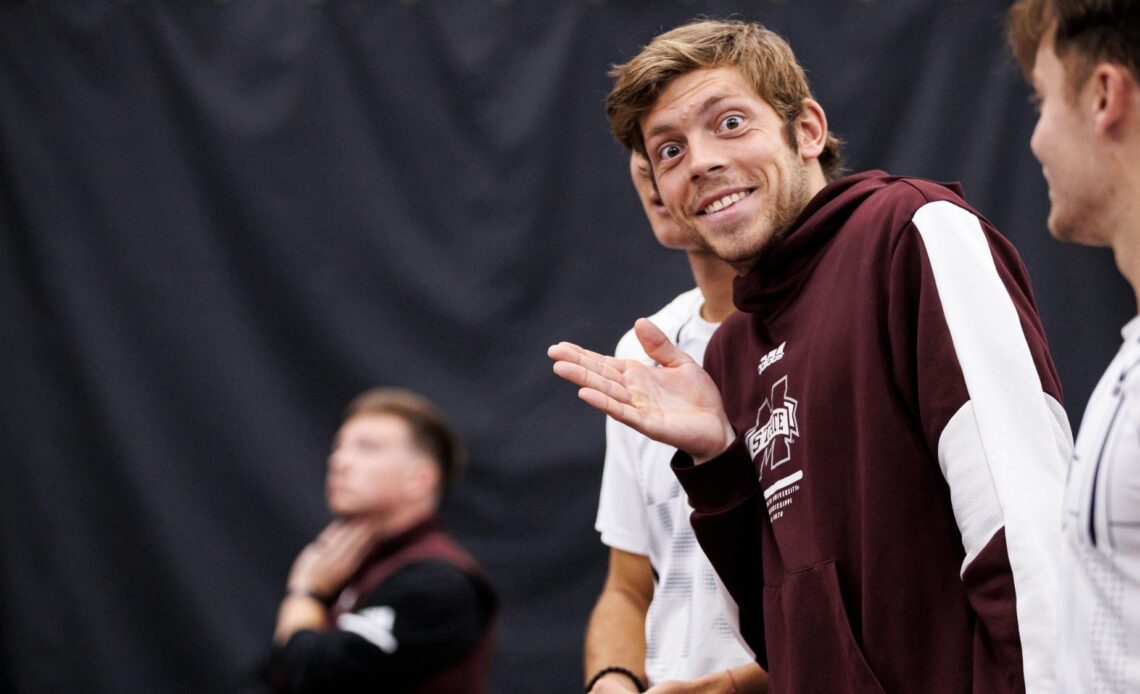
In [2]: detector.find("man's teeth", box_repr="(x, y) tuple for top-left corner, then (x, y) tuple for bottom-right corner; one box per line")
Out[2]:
(703, 191), (748, 214)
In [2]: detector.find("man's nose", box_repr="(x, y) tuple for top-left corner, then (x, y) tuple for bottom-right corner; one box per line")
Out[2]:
(687, 134), (726, 182)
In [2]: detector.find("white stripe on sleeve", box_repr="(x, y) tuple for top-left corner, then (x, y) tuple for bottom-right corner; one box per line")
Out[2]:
(912, 200), (1067, 694)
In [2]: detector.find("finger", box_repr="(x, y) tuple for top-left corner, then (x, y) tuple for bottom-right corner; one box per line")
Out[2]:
(342, 520), (380, 549)
(547, 341), (595, 364)
(324, 521), (375, 557)
(307, 528), (360, 570)
(553, 360), (633, 404)
(578, 387), (644, 431)
(311, 520), (346, 548)
(548, 343), (629, 387)
(315, 542), (366, 577)
(634, 318), (695, 368)
(547, 342), (624, 378)
(323, 520), (360, 544)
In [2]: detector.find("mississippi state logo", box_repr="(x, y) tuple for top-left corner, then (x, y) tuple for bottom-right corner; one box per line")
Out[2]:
(745, 376), (799, 472)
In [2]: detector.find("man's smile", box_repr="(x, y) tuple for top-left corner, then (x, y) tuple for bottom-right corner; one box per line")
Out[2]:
(694, 187), (756, 216)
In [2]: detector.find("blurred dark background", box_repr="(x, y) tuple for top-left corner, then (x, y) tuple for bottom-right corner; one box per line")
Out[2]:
(0, 1), (1130, 692)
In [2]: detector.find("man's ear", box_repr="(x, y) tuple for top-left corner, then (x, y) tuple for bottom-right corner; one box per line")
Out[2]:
(1093, 63), (1138, 138)
(796, 98), (828, 160)
(407, 456), (442, 500)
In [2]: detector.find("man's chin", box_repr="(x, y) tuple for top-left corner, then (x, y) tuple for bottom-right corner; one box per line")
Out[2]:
(1048, 214), (1108, 248)
(327, 498), (353, 517)
(1046, 220), (1069, 242)
(701, 229), (782, 268)
(1046, 208), (1083, 243)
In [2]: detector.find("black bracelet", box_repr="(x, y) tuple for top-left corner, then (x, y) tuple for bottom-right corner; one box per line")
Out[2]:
(585, 666), (646, 693)
(287, 588), (334, 607)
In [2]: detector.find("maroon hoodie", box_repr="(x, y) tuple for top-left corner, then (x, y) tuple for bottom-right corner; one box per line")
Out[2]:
(673, 171), (1068, 693)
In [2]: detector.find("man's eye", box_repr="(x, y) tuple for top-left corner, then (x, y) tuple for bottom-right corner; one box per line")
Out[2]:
(657, 143), (683, 161)
(721, 114), (743, 130)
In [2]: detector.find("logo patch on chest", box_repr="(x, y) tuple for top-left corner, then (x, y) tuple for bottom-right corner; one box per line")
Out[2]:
(745, 376), (799, 472)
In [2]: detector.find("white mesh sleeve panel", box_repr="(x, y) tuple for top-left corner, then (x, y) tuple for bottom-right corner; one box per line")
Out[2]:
(937, 401), (1004, 572)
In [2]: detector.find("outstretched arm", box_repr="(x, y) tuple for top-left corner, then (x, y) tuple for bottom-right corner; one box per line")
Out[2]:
(548, 319), (735, 464)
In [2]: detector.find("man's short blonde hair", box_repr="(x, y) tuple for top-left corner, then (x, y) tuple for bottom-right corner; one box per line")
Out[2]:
(345, 387), (466, 494)
(606, 19), (844, 181)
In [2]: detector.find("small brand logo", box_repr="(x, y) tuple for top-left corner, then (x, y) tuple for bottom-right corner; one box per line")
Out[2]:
(757, 342), (786, 376)
(745, 376), (799, 472)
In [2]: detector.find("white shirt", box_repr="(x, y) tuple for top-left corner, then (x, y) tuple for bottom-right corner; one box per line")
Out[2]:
(1058, 315), (1140, 692)
(595, 288), (754, 685)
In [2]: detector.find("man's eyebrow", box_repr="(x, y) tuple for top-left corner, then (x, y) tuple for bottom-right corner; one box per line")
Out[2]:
(644, 93), (731, 143)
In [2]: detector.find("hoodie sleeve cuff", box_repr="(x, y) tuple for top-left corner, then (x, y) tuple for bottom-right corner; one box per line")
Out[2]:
(671, 437), (759, 512)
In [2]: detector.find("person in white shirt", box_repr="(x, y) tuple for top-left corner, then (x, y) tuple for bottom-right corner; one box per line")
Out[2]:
(584, 152), (766, 694)
(1008, 1), (1140, 690)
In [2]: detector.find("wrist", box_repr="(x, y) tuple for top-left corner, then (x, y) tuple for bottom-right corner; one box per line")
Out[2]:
(694, 427), (735, 465)
(585, 666), (646, 693)
(285, 587), (334, 607)
(723, 667), (740, 694)
(684, 668), (738, 694)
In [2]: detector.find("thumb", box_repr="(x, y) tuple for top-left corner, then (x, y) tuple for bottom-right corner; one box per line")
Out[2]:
(634, 318), (691, 368)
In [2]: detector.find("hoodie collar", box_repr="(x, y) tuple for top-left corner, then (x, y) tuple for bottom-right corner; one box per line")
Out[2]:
(732, 170), (899, 319)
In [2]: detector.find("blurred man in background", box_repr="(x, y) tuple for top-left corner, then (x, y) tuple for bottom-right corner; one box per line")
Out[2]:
(269, 388), (496, 693)
(1008, 1), (1140, 690)
(584, 152), (766, 693)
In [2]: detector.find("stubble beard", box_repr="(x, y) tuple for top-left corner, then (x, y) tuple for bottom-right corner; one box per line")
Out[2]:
(682, 158), (812, 271)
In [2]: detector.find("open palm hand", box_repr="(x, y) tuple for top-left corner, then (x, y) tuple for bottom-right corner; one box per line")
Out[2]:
(548, 318), (734, 463)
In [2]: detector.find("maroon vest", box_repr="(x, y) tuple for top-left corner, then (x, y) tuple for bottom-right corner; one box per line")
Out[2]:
(329, 517), (496, 694)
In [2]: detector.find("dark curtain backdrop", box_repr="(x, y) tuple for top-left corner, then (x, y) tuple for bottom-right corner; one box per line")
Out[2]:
(0, 1), (1130, 692)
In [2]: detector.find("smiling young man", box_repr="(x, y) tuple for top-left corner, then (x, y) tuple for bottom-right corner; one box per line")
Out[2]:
(1008, 1), (1140, 690)
(550, 19), (1071, 693)
(268, 388), (496, 693)
(584, 152), (765, 694)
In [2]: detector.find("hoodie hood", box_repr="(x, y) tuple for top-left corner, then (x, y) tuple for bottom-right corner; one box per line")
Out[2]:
(732, 170), (964, 319)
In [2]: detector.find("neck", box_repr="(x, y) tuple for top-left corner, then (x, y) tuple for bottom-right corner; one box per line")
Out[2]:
(1114, 225), (1140, 316)
(369, 502), (435, 542)
(687, 250), (737, 322)
(1109, 153), (1140, 313)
